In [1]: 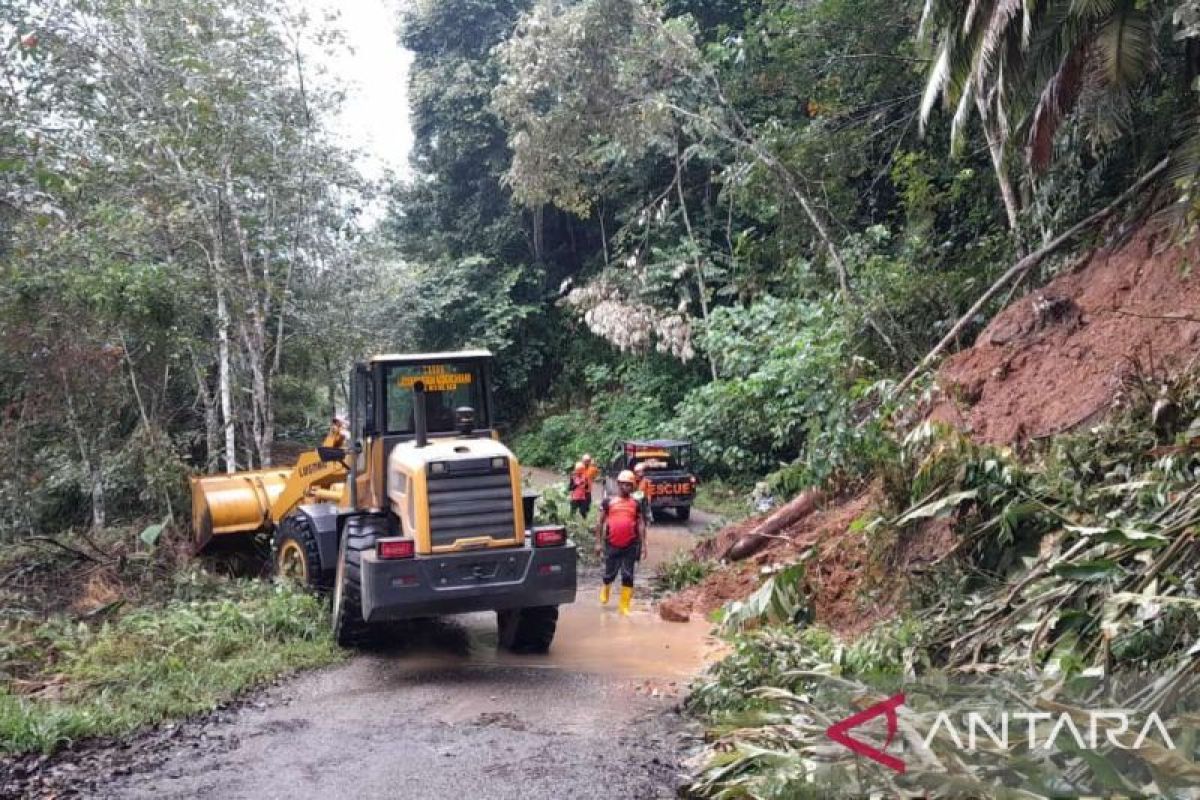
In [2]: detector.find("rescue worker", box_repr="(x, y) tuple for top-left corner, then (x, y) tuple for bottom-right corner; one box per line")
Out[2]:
(633, 462), (653, 523)
(567, 461), (591, 519)
(595, 470), (646, 615)
(581, 453), (601, 496)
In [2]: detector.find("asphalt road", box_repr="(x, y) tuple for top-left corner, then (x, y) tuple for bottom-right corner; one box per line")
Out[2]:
(81, 469), (721, 800)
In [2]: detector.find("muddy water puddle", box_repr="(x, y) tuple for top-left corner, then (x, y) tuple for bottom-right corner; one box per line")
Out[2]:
(372, 523), (720, 682)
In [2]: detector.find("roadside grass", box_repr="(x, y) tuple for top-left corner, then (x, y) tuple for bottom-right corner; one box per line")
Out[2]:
(652, 551), (714, 594)
(0, 576), (343, 755)
(691, 479), (751, 523)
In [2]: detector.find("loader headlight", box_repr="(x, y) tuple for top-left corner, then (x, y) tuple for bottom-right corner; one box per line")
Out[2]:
(430, 462), (446, 475)
(491, 457), (507, 470)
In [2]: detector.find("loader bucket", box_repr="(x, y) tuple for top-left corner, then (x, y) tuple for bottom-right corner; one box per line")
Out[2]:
(191, 469), (292, 552)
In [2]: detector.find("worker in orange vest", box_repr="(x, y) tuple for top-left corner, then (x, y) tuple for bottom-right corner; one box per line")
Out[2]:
(567, 461), (591, 519)
(580, 453), (600, 493)
(595, 470), (646, 615)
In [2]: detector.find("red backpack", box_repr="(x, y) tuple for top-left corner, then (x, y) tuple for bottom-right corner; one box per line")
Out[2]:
(569, 471), (590, 501)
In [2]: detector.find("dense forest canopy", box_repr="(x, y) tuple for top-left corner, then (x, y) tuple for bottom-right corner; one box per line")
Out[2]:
(389, 0), (1200, 479)
(3, 0), (1200, 537)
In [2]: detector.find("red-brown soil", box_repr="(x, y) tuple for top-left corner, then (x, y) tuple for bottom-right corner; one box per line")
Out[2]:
(933, 229), (1200, 445)
(663, 488), (890, 634)
(663, 227), (1200, 636)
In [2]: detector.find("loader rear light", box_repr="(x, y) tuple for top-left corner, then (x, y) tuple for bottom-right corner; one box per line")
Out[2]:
(533, 525), (567, 547)
(377, 538), (415, 559)
(537, 564), (563, 575)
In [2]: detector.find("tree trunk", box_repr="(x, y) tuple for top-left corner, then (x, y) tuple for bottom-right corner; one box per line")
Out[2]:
(323, 353), (338, 418)
(225, 163), (273, 469)
(724, 489), (824, 561)
(89, 462), (106, 530)
(216, 285), (236, 473)
(532, 205), (545, 262)
(975, 96), (1020, 232)
(61, 371), (105, 529)
(189, 347), (220, 472)
(674, 151), (719, 380)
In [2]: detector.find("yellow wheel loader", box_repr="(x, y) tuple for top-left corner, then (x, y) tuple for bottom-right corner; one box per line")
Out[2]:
(190, 350), (577, 650)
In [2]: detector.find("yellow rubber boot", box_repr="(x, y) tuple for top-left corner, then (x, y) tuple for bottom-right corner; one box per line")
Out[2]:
(599, 583), (611, 605)
(618, 586), (633, 616)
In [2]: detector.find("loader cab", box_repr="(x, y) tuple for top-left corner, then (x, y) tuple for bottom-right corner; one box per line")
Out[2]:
(347, 350), (498, 510)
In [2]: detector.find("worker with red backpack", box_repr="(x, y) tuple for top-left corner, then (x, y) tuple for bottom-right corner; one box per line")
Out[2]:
(567, 461), (591, 519)
(595, 470), (646, 615)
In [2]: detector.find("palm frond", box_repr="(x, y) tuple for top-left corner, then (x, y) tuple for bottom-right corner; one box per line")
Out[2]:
(964, 0), (985, 34)
(1022, 0), (1038, 47)
(950, 71), (978, 153)
(1168, 117), (1200, 189)
(978, 0), (1025, 77)
(920, 42), (953, 132)
(1027, 39), (1090, 171)
(918, 0), (939, 41)
(1094, 5), (1156, 88)
(1070, 0), (1118, 23)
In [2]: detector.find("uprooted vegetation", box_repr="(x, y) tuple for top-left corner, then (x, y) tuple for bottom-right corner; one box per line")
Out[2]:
(670, 232), (1200, 797)
(679, 361), (1200, 797)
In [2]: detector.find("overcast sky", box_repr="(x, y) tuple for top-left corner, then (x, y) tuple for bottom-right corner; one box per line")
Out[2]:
(302, 0), (413, 182)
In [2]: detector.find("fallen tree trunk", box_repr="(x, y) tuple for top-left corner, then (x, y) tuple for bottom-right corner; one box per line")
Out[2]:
(889, 157), (1170, 402)
(724, 488), (825, 561)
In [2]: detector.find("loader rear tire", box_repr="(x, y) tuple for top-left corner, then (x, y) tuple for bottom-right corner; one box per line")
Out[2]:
(497, 605), (558, 654)
(331, 516), (382, 648)
(272, 514), (328, 593)
(675, 506), (691, 522)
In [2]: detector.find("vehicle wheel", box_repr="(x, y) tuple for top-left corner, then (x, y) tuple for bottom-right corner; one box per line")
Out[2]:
(675, 506), (691, 522)
(651, 508), (668, 523)
(497, 606), (559, 654)
(272, 514), (329, 593)
(331, 516), (382, 648)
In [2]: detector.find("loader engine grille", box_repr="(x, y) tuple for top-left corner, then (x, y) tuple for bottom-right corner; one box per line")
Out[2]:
(426, 458), (516, 547)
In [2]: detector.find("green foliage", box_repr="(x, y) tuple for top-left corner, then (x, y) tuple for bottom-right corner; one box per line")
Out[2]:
(876, 369), (1200, 674)
(534, 484), (598, 562)
(687, 661), (1200, 798)
(0, 0), (371, 535)
(0, 579), (342, 755)
(717, 563), (807, 633)
(513, 355), (695, 470)
(688, 618), (926, 718)
(691, 478), (751, 522)
(675, 296), (892, 488)
(652, 552), (714, 593)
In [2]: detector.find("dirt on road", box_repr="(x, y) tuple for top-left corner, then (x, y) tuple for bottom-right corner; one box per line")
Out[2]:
(8, 469), (720, 800)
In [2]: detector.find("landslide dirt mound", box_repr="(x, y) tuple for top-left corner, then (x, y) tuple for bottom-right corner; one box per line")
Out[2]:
(932, 228), (1200, 445)
(664, 487), (928, 635)
(665, 226), (1200, 637)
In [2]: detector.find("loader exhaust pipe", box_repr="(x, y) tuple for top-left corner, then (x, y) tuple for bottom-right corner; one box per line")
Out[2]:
(413, 381), (429, 448)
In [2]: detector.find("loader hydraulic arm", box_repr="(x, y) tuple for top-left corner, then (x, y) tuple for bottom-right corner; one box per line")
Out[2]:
(266, 419), (351, 523)
(190, 419), (351, 552)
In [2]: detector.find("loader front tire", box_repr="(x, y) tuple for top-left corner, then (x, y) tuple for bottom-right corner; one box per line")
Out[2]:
(497, 606), (558, 654)
(331, 516), (381, 648)
(272, 514), (328, 593)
